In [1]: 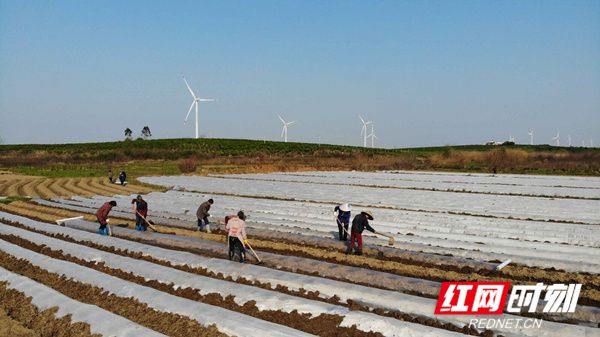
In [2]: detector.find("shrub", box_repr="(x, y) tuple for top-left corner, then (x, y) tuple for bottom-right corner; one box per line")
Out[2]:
(178, 157), (199, 173)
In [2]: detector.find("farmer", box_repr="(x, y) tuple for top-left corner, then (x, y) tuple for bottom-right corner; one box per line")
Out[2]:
(345, 211), (375, 256)
(118, 171), (127, 185)
(131, 194), (148, 231)
(225, 211), (247, 263)
(334, 203), (351, 241)
(96, 200), (117, 235)
(108, 169), (114, 183)
(196, 198), (214, 232)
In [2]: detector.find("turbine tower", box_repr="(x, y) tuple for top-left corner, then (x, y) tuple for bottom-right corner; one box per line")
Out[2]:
(278, 115), (295, 142)
(568, 135), (572, 147)
(528, 129), (534, 145)
(552, 132), (560, 146)
(183, 76), (214, 139)
(368, 124), (378, 148)
(359, 116), (372, 147)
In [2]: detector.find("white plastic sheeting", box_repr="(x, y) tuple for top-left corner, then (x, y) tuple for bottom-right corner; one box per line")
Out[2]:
(0, 266), (167, 337)
(217, 171), (600, 199)
(62, 188), (600, 273)
(0, 239), (316, 337)
(139, 175), (600, 225)
(0, 224), (473, 337)
(1, 215), (598, 336)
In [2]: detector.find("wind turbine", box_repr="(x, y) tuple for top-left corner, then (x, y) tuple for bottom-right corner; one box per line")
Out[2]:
(359, 116), (372, 147)
(552, 132), (560, 146)
(509, 133), (515, 143)
(183, 76), (214, 139)
(278, 115), (295, 142)
(568, 135), (572, 147)
(591, 139), (594, 148)
(368, 124), (378, 148)
(528, 129), (534, 145)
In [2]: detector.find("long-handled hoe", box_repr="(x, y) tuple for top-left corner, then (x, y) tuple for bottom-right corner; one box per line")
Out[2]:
(136, 211), (177, 235)
(336, 216), (395, 246)
(244, 239), (262, 265)
(136, 211), (159, 232)
(375, 232), (395, 246)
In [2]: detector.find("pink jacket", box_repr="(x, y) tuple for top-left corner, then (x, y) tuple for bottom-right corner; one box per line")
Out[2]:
(226, 216), (247, 243)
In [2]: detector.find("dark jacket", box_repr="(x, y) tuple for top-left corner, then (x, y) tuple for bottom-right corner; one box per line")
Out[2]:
(196, 201), (211, 219)
(351, 213), (375, 234)
(132, 198), (148, 217)
(334, 206), (351, 223)
(96, 202), (113, 225)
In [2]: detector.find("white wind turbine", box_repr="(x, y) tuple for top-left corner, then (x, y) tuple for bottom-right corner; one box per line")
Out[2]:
(359, 116), (372, 147)
(568, 135), (572, 147)
(183, 76), (214, 139)
(552, 132), (560, 146)
(509, 133), (515, 143)
(528, 129), (534, 145)
(368, 124), (378, 148)
(278, 115), (295, 142)
(591, 139), (594, 147)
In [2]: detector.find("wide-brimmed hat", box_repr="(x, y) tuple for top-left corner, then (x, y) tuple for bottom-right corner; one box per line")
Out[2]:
(339, 203), (351, 212)
(361, 211), (373, 220)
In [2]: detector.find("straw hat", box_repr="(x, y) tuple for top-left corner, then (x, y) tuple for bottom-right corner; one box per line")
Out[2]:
(361, 211), (374, 220)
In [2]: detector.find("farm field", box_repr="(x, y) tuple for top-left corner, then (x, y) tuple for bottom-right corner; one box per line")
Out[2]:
(0, 170), (598, 337)
(0, 172), (155, 198)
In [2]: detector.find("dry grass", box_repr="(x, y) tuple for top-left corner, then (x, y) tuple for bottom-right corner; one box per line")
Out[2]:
(0, 174), (155, 198)
(178, 157), (199, 173)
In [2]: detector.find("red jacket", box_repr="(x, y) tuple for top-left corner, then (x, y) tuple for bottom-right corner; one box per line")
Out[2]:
(96, 202), (113, 225)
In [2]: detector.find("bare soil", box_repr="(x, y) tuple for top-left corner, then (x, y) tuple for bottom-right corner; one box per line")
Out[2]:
(0, 175), (154, 198)
(0, 282), (101, 337)
(0, 251), (228, 337)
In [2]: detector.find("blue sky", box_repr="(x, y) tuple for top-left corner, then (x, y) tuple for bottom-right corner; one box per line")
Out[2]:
(1, 0), (599, 147)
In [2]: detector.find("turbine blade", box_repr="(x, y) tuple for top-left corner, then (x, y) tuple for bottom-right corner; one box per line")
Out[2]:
(199, 98), (215, 102)
(278, 115), (285, 124)
(359, 116), (365, 124)
(183, 76), (197, 99)
(281, 126), (286, 138)
(184, 101), (195, 122)
(287, 121), (295, 125)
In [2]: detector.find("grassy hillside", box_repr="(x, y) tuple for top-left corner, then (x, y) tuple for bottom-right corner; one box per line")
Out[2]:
(1, 138), (599, 177)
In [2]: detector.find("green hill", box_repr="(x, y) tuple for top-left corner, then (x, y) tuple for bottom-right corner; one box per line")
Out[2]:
(1, 138), (599, 177)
